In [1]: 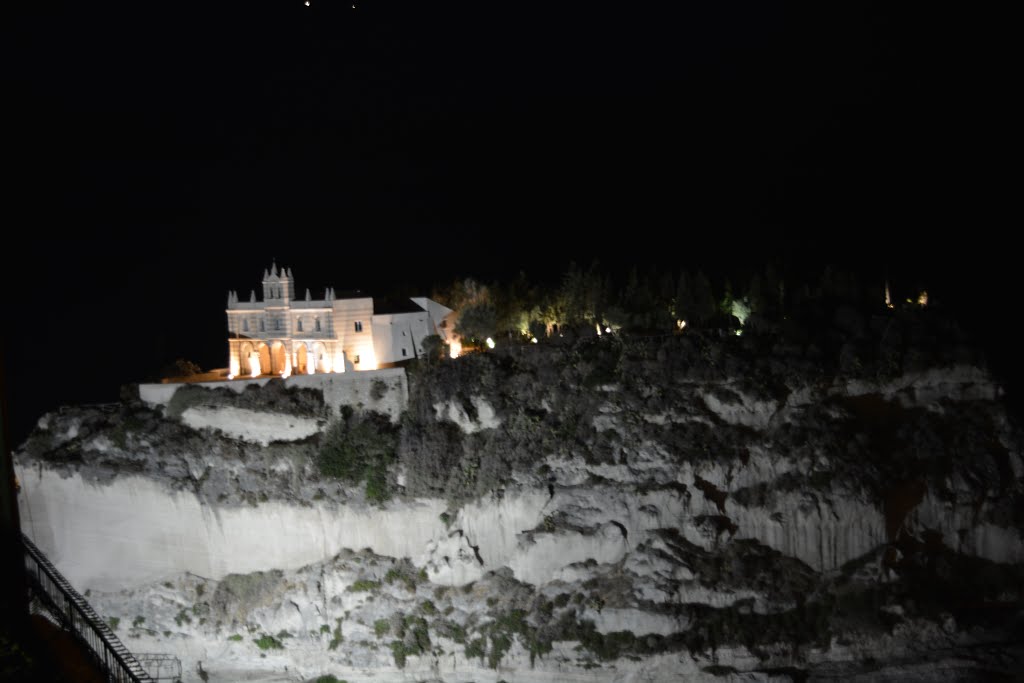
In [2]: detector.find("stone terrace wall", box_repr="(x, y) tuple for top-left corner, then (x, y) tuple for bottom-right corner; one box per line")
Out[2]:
(138, 368), (408, 421)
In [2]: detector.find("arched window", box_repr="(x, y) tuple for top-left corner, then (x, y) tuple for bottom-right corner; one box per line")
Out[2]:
(243, 319), (249, 332)
(315, 318), (321, 332)
(275, 319), (281, 331)
(260, 319), (265, 331)
(297, 319), (303, 332)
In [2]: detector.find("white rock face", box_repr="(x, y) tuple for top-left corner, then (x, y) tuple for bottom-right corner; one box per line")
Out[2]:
(180, 406), (323, 446)
(510, 523), (629, 587)
(701, 389), (778, 429)
(420, 530), (484, 585)
(841, 365), (999, 405)
(584, 607), (687, 636)
(727, 493), (888, 572)
(455, 490), (549, 561)
(17, 467), (445, 591)
(433, 395), (502, 433)
(909, 491), (1024, 564)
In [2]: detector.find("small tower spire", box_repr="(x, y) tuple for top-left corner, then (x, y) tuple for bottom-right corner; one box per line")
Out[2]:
(250, 290), (257, 303)
(306, 288), (311, 301)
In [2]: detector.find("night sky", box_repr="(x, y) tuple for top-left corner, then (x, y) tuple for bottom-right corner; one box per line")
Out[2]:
(3, 2), (1004, 444)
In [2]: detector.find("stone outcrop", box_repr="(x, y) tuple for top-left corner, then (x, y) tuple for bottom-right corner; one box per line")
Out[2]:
(15, 328), (1024, 682)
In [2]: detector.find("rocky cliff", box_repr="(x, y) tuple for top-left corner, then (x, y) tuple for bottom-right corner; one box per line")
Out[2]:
(15, 315), (1024, 682)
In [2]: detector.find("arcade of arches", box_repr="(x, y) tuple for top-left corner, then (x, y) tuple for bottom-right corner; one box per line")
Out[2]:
(237, 340), (341, 378)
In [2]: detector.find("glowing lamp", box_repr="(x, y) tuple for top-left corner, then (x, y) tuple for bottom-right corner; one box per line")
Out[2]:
(485, 337), (495, 349)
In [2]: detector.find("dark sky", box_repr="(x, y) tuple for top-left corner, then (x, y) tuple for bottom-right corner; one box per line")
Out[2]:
(3, 1), (1003, 443)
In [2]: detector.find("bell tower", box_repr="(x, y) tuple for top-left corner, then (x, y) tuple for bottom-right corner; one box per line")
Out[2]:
(261, 261), (294, 304)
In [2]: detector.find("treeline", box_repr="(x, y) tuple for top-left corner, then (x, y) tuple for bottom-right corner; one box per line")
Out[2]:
(432, 263), (928, 345)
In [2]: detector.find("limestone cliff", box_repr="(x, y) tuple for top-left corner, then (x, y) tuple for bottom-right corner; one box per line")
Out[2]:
(14, 319), (1024, 682)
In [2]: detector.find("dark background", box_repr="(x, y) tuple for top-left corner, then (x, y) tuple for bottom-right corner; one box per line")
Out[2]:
(3, 1), (1006, 444)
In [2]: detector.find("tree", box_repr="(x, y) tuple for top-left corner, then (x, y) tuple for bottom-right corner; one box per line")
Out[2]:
(420, 334), (445, 363)
(160, 358), (202, 380)
(455, 301), (497, 342)
(674, 270), (693, 321)
(558, 261), (606, 327)
(690, 271), (717, 326)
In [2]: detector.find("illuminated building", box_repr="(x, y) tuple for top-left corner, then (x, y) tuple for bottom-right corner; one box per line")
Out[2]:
(226, 263), (455, 376)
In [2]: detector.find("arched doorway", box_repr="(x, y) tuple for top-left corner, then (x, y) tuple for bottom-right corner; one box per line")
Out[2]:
(313, 342), (330, 373)
(239, 342), (254, 376)
(271, 341), (287, 375)
(257, 343), (271, 377)
(296, 344), (309, 375)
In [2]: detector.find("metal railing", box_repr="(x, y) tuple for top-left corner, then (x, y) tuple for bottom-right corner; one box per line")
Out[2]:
(21, 533), (154, 682)
(135, 653), (182, 681)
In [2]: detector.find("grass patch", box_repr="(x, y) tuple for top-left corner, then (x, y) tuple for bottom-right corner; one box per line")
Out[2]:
(348, 579), (381, 592)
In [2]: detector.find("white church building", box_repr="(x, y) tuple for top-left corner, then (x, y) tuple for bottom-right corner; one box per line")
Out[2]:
(226, 263), (456, 377)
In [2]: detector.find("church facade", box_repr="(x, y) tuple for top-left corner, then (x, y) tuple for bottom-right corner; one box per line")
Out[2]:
(226, 263), (455, 377)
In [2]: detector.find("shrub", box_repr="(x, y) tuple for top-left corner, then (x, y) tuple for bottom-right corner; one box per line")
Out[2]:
(370, 379), (389, 401)
(326, 618), (344, 650)
(389, 641), (410, 668)
(227, 634), (243, 642)
(254, 634), (283, 650)
(317, 412), (397, 503)
(374, 619), (391, 637)
(107, 616), (120, 631)
(464, 637), (486, 660)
